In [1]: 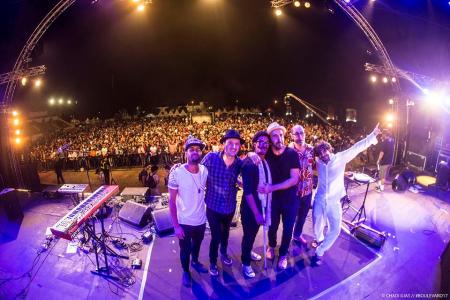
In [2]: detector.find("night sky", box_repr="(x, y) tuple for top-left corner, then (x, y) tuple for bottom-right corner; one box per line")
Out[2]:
(0, 0), (449, 125)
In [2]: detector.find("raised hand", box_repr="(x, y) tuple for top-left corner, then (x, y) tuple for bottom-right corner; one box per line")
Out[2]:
(372, 123), (382, 136)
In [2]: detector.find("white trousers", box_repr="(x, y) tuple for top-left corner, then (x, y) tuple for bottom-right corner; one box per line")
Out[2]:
(312, 199), (342, 257)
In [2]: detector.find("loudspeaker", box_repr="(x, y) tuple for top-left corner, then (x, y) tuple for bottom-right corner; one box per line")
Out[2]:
(151, 207), (174, 235)
(436, 162), (450, 188)
(118, 201), (152, 227)
(0, 188), (23, 221)
(392, 170), (416, 192)
(353, 224), (386, 248)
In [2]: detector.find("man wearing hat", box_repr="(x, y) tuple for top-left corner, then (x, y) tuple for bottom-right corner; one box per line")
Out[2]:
(257, 122), (300, 270)
(201, 129), (244, 276)
(168, 135), (209, 287)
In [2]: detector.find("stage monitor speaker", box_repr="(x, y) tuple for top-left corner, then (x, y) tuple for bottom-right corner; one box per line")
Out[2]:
(151, 207), (174, 235)
(392, 170), (416, 192)
(118, 201), (152, 227)
(0, 188), (23, 221)
(436, 162), (450, 188)
(353, 224), (386, 248)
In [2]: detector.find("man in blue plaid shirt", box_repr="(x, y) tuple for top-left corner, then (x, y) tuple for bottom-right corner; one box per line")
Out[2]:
(201, 129), (244, 276)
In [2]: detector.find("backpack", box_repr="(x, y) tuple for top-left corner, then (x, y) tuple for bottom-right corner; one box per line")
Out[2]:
(147, 174), (157, 189)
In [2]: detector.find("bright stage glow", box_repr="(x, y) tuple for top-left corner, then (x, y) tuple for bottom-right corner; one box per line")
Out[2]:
(15, 137), (21, 144)
(58, 98), (64, 104)
(34, 78), (42, 87)
(304, 1), (311, 8)
(385, 113), (395, 122)
(382, 77), (388, 83)
(15, 129), (21, 135)
(12, 110), (18, 117)
(388, 99), (394, 105)
(370, 75), (377, 83)
(387, 122), (393, 128)
(275, 8), (282, 16)
(391, 77), (397, 83)
(67, 99), (72, 105)
(21, 77), (27, 86)
(137, 4), (145, 11)
(132, 0), (140, 2)
(294, 1), (301, 7)
(13, 118), (20, 126)
(344, 0), (351, 3)
(49, 98), (55, 105)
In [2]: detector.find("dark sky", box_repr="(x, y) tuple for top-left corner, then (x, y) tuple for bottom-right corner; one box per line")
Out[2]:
(0, 0), (449, 124)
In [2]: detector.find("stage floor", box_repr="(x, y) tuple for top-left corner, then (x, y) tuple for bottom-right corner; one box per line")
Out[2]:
(1, 180), (449, 299)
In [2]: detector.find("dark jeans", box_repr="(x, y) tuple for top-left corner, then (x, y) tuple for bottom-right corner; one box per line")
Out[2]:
(56, 170), (65, 184)
(293, 193), (312, 238)
(240, 207), (260, 266)
(179, 223), (206, 272)
(206, 207), (234, 265)
(268, 197), (299, 257)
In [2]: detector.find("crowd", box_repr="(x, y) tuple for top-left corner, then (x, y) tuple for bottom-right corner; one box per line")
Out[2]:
(28, 114), (372, 172)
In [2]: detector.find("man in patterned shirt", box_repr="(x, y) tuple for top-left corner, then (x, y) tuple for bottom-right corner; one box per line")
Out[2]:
(289, 125), (315, 247)
(201, 129), (244, 276)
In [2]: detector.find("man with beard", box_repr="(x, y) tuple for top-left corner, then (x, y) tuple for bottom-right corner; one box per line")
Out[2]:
(240, 131), (271, 278)
(289, 125), (315, 247)
(258, 122), (300, 270)
(202, 129), (244, 276)
(168, 136), (209, 287)
(312, 123), (381, 265)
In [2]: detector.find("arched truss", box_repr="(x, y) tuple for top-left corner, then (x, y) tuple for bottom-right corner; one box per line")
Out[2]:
(1, 0), (401, 187)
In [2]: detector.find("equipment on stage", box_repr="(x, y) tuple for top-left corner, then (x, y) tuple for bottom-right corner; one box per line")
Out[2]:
(352, 224), (386, 248)
(120, 187), (150, 203)
(0, 188), (23, 221)
(150, 193), (169, 210)
(392, 170), (416, 192)
(57, 184), (89, 204)
(118, 200), (152, 227)
(344, 172), (376, 226)
(50, 185), (119, 240)
(151, 207), (174, 235)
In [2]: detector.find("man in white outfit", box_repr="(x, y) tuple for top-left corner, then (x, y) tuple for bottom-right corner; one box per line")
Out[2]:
(312, 123), (381, 265)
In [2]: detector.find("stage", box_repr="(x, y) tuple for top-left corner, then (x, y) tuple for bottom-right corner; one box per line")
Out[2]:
(1, 175), (449, 299)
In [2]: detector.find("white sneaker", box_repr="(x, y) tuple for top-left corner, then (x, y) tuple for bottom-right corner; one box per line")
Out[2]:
(251, 251), (262, 261)
(242, 264), (255, 278)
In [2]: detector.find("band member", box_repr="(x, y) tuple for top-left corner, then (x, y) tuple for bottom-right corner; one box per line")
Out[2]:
(168, 136), (209, 287)
(240, 131), (271, 278)
(376, 130), (395, 192)
(289, 124), (315, 247)
(55, 147), (65, 184)
(99, 154), (111, 185)
(202, 129), (244, 276)
(312, 123), (381, 265)
(258, 122), (300, 270)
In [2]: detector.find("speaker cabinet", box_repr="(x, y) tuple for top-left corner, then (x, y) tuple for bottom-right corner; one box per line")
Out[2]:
(0, 188), (23, 221)
(118, 201), (152, 227)
(392, 170), (416, 192)
(151, 207), (174, 235)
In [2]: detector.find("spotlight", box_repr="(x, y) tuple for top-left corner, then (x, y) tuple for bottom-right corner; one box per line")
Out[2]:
(49, 98), (55, 105)
(21, 77), (27, 86)
(294, 1), (301, 7)
(13, 118), (20, 126)
(15, 129), (21, 135)
(34, 78), (42, 87)
(137, 4), (145, 11)
(15, 137), (21, 145)
(275, 8), (282, 16)
(370, 75), (377, 83)
(382, 77), (388, 83)
(388, 99), (394, 105)
(58, 98), (64, 104)
(344, 0), (351, 3)
(391, 77), (397, 83)
(12, 110), (18, 117)
(386, 113), (395, 122)
(387, 122), (393, 128)
(304, 1), (311, 8)
(67, 99), (72, 105)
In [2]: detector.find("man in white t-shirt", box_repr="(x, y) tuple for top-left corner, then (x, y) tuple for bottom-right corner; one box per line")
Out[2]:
(168, 135), (208, 287)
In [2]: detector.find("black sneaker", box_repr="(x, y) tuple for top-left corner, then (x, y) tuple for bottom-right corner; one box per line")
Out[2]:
(209, 264), (219, 276)
(182, 271), (192, 287)
(191, 261), (208, 273)
(311, 254), (323, 266)
(221, 254), (233, 266)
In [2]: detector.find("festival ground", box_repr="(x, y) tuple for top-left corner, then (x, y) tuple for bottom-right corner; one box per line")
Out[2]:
(0, 168), (449, 299)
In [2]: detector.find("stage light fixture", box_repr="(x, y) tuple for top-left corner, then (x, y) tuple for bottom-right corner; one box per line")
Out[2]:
(34, 78), (42, 87)
(370, 75), (377, 83)
(49, 98), (55, 105)
(58, 98), (64, 104)
(15, 129), (21, 135)
(12, 110), (18, 117)
(15, 137), (21, 144)
(344, 0), (351, 3)
(388, 99), (394, 105)
(304, 1), (311, 8)
(391, 77), (397, 83)
(294, 1), (301, 7)
(67, 99), (72, 105)
(21, 77), (27, 86)
(275, 8), (282, 16)
(13, 118), (20, 126)
(137, 4), (145, 11)
(382, 77), (388, 83)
